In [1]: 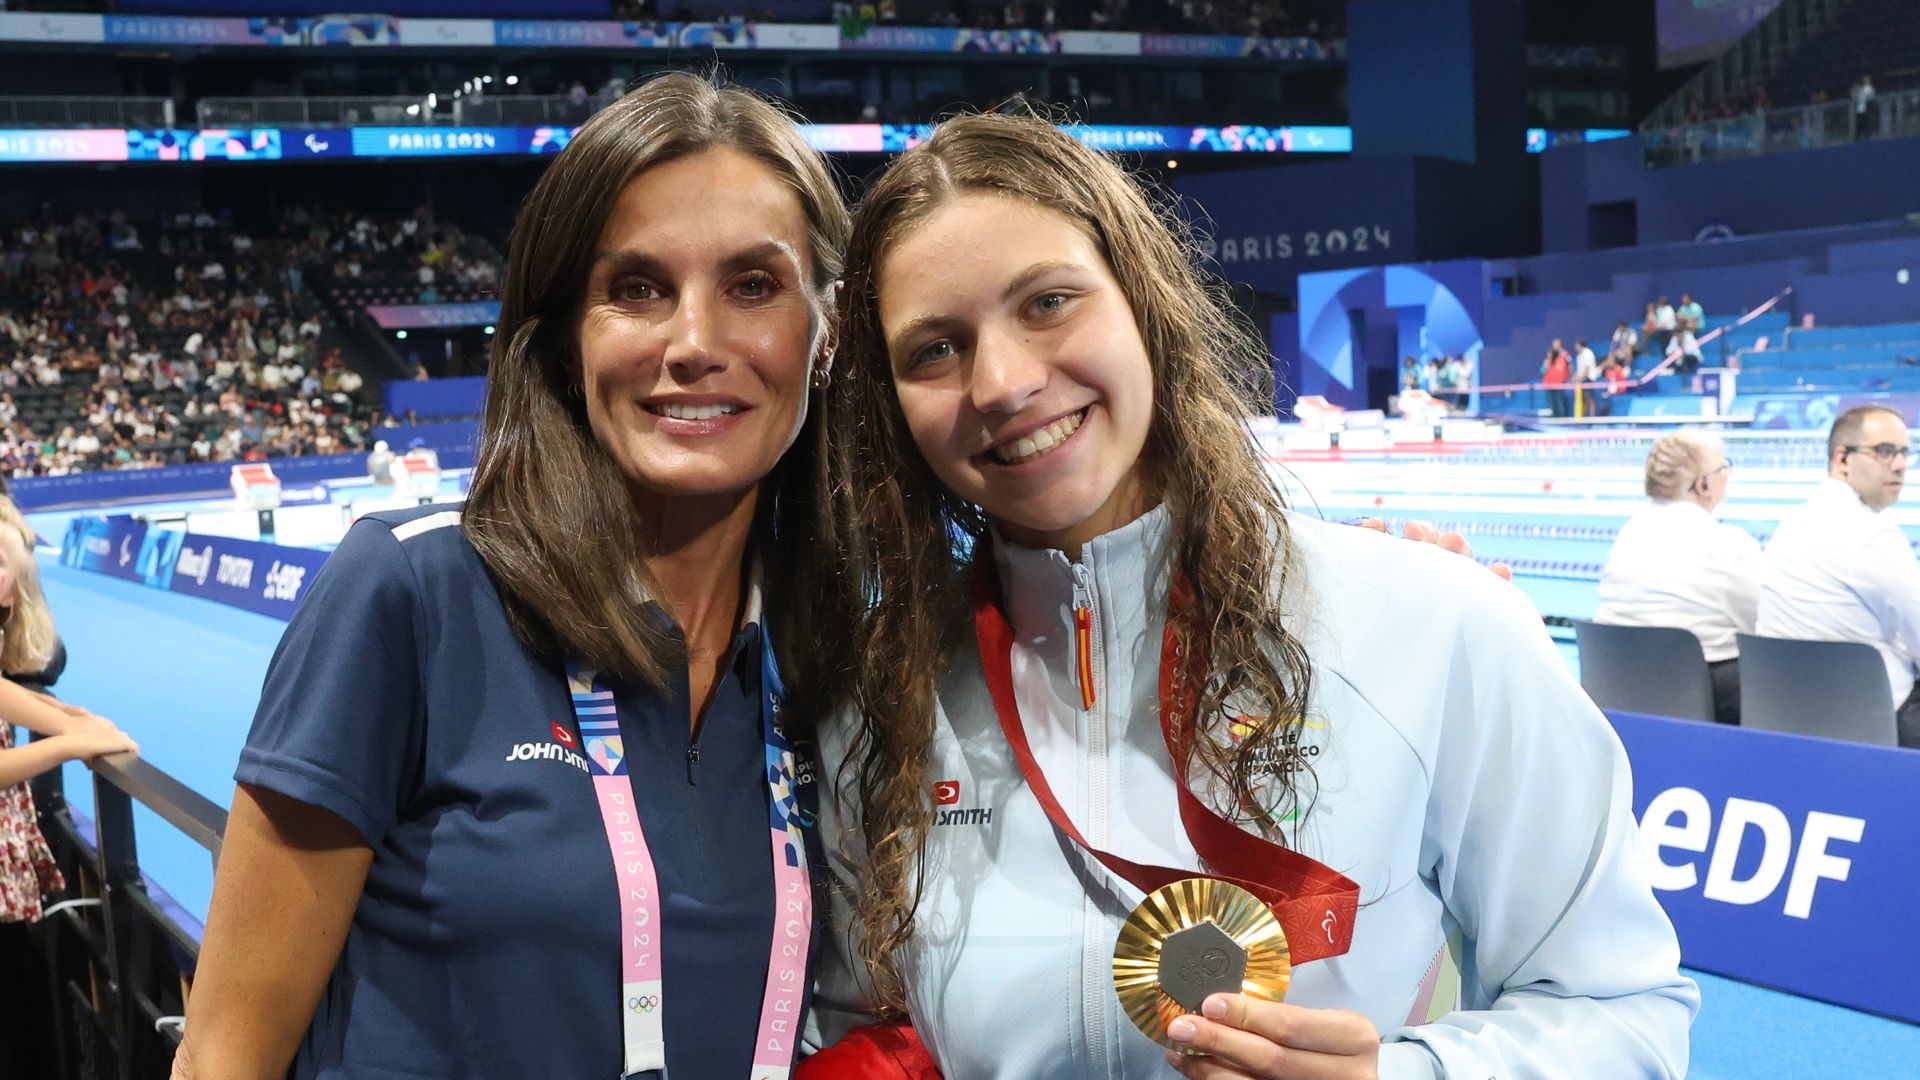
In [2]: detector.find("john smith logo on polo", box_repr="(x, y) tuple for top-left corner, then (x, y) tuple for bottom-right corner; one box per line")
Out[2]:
(505, 722), (589, 773)
(933, 780), (992, 826)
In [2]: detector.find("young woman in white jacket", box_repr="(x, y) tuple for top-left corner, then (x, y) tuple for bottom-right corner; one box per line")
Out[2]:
(805, 112), (1698, 1080)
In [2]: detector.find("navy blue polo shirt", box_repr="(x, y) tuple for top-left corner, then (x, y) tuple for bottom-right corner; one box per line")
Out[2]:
(237, 505), (808, 1080)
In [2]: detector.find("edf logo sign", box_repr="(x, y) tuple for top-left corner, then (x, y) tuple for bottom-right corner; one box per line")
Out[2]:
(1638, 789), (1864, 919)
(1606, 711), (1920, 1023)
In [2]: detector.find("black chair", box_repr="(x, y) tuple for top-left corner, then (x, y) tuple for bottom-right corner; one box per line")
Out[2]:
(1572, 620), (1716, 723)
(1734, 634), (1898, 746)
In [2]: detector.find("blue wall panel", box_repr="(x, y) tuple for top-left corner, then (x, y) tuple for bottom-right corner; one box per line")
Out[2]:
(1544, 136), (1920, 250)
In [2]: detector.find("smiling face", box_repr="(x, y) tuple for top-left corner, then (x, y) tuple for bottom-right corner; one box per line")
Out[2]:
(576, 148), (822, 510)
(877, 193), (1155, 553)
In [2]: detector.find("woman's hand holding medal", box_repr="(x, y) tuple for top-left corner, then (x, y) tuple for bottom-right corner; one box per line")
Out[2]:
(1164, 995), (1382, 1080)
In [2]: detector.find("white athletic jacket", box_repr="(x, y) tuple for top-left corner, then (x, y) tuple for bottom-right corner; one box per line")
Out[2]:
(809, 507), (1698, 1079)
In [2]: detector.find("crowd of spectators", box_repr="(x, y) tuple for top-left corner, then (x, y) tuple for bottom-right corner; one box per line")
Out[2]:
(1684, 86), (1773, 124)
(1401, 353), (1473, 399)
(0, 208), (391, 479)
(280, 205), (501, 306)
(1679, 72), (1895, 136)
(1525, 294), (1711, 419)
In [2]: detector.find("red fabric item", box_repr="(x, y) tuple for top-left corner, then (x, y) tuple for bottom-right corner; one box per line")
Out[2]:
(797, 1022), (942, 1079)
(972, 560), (1361, 964)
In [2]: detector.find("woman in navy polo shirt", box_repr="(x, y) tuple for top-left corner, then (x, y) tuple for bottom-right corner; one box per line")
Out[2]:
(172, 73), (844, 1080)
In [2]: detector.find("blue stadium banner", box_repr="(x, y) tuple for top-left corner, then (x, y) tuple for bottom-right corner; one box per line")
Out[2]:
(0, 124), (1592, 165)
(280, 128), (356, 158)
(1, 11), (1360, 59)
(59, 516), (185, 585)
(842, 25), (1059, 53)
(114, 1), (605, 15)
(365, 301), (500, 330)
(350, 127), (520, 157)
(1138, 32), (1341, 60)
(384, 377), (488, 420)
(492, 19), (663, 48)
(60, 517), (131, 576)
(1607, 710), (1920, 1023)
(169, 533), (328, 620)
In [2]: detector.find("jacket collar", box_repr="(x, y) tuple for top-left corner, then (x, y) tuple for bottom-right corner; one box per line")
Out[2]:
(988, 504), (1172, 641)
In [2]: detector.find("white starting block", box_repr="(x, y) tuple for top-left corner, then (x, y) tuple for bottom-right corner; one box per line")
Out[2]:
(391, 451), (442, 499)
(231, 462), (283, 510)
(1292, 395), (1347, 433)
(1392, 389), (1452, 425)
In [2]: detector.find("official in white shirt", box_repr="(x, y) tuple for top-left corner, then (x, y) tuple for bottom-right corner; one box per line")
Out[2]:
(1653, 297), (1677, 357)
(1573, 339), (1602, 417)
(1758, 405), (1920, 746)
(1596, 431), (1762, 724)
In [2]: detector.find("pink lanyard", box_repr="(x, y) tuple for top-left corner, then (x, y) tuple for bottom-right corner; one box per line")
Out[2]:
(566, 653), (813, 1080)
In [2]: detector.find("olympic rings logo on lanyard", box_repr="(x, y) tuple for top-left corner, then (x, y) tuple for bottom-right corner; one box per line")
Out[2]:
(628, 994), (661, 1014)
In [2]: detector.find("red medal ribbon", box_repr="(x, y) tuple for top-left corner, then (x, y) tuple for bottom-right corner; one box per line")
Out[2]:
(973, 555), (1360, 964)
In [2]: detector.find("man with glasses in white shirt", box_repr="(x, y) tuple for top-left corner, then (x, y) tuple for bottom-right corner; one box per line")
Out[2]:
(1758, 405), (1920, 745)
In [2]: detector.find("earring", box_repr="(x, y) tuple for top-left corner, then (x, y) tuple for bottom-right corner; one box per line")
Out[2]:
(810, 364), (832, 390)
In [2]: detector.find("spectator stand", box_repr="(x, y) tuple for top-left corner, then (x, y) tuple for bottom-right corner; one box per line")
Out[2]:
(0, 208), (387, 480)
(292, 208), (503, 381)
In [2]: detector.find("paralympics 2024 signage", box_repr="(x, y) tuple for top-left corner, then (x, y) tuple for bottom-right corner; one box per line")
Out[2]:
(1173, 157), (1420, 298)
(1607, 711), (1920, 1022)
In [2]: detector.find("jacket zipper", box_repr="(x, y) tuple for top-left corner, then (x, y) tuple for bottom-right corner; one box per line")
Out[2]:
(1071, 568), (1097, 710)
(1072, 558), (1112, 1076)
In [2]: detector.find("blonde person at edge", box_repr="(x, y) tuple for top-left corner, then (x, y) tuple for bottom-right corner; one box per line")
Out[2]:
(804, 113), (1695, 1079)
(0, 521), (138, 920)
(172, 74), (847, 1080)
(1595, 431), (1762, 726)
(0, 511), (133, 793)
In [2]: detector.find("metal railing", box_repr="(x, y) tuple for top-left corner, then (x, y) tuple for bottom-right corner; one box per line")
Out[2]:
(0, 96), (174, 129)
(452, 95), (599, 127)
(196, 95), (433, 128)
(1645, 0), (1857, 132)
(196, 94), (609, 129)
(1641, 88), (1920, 166)
(25, 732), (226, 1080)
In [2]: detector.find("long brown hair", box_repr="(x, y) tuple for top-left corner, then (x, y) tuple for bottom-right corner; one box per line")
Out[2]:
(818, 113), (1316, 1008)
(465, 72), (848, 688)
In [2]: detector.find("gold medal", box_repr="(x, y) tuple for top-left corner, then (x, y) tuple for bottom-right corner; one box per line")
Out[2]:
(1112, 879), (1292, 1049)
